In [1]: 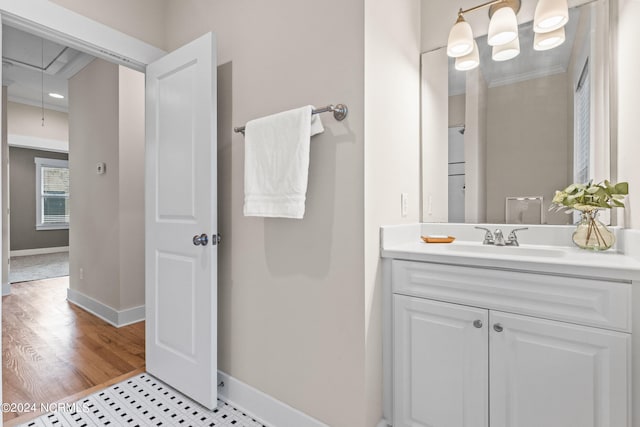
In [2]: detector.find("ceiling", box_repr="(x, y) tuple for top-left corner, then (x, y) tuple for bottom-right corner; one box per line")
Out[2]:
(2, 25), (95, 112)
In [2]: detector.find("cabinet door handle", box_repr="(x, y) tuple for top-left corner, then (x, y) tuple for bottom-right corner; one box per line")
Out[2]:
(473, 319), (483, 328)
(493, 323), (504, 333)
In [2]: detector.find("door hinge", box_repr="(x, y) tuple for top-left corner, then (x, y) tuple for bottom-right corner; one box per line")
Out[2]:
(212, 233), (221, 245)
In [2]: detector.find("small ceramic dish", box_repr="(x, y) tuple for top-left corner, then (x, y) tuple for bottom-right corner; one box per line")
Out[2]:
(421, 235), (456, 244)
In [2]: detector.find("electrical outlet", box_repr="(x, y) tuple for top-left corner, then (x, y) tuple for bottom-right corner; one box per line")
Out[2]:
(401, 193), (408, 217)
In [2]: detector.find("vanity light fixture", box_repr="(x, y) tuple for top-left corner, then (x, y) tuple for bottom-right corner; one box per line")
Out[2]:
(455, 41), (480, 71)
(492, 37), (521, 61)
(534, 0), (569, 33)
(48, 93), (64, 99)
(447, 14), (475, 57)
(487, 5), (519, 46)
(447, 0), (569, 70)
(533, 26), (566, 50)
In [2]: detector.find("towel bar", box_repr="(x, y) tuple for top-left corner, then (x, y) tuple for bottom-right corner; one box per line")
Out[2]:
(233, 103), (348, 134)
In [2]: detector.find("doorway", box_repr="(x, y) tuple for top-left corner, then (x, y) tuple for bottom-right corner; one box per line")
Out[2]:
(1, 22), (148, 423)
(0, 1), (219, 420)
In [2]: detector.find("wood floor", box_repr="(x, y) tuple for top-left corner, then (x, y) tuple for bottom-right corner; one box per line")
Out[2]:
(2, 277), (145, 422)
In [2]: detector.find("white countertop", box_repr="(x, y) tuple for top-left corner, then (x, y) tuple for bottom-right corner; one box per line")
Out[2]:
(381, 224), (640, 282)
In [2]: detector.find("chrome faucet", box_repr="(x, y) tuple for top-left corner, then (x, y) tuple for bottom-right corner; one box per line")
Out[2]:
(474, 227), (494, 245)
(475, 226), (528, 246)
(506, 227), (528, 246)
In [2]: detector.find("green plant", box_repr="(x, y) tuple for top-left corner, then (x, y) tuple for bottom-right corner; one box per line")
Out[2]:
(550, 180), (629, 213)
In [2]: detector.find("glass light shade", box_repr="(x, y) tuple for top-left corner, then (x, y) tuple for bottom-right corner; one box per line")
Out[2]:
(492, 37), (520, 61)
(487, 6), (518, 46)
(534, 26), (565, 50)
(455, 41), (479, 71)
(534, 0), (569, 33)
(447, 17), (474, 57)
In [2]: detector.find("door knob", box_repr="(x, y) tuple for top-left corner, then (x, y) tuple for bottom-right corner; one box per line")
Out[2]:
(493, 323), (504, 333)
(193, 233), (209, 246)
(473, 320), (483, 328)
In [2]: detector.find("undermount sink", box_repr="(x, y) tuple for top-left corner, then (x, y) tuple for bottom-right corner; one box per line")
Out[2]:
(441, 243), (566, 258)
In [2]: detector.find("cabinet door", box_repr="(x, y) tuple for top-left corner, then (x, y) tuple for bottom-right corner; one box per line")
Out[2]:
(490, 311), (630, 427)
(393, 295), (488, 427)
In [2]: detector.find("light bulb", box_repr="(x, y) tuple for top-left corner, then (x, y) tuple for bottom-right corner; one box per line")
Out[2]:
(493, 37), (520, 61)
(447, 15), (474, 57)
(534, 26), (565, 50)
(455, 41), (480, 71)
(534, 0), (569, 33)
(488, 6), (518, 46)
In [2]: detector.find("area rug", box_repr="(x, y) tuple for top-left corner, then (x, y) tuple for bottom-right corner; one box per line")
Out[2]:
(16, 373), (268, 427)
(9, 252), (69, 283)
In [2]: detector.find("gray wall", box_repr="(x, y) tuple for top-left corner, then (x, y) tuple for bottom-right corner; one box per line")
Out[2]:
(486, 73), (571, 224)
(9, 147), (69, 251)
(68, 58), (145, 312)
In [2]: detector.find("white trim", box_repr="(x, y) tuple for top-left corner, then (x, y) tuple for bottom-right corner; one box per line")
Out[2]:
(7, 95), (68, 113)
(10, 245), (69, 257)
(36, 223), (69, 231)
(9, 134), (68, 153)
(35, 157), (68, 168)
(0, 0), (165, 71)
(35, 156), (69, 230)
(217, 371), (329, 427)
(2, 283), (10, 296)
(67, 288), (145, 328)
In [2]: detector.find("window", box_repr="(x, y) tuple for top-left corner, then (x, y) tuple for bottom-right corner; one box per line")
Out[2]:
(35, 157), (69, 230)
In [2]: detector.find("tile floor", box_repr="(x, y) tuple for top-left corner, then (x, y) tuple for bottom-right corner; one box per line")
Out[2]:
(17, 373), (268, 427)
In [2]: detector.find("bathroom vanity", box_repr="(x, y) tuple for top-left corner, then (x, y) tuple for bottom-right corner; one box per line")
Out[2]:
(381, 224), (640, 427)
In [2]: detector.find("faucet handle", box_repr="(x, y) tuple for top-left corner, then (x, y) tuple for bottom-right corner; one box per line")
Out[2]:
(507, 227), (528, 246)
(475, 226), (494, 244)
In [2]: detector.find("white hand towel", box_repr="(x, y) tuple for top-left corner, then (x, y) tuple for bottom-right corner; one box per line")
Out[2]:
(243, 105), (324, 218)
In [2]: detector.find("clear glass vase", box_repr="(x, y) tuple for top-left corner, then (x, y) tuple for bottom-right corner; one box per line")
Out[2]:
(572, 210), (615, 251)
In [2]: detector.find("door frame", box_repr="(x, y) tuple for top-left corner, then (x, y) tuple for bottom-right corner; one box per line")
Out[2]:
(0, 1), (169, 421)
(0, 0), (165, 70)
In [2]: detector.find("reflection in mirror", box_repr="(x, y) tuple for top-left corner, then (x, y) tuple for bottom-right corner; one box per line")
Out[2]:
(421, 0), (611, 225)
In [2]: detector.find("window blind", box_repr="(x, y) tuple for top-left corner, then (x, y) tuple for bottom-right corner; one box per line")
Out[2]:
(41, 165), (70, 224)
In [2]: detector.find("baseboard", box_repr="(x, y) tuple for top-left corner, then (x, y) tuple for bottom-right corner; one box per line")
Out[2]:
(10, 246), (69, 257)
(2, 282), (10, 296)
(217, 371), (328, 427)
(67, 288), (144, 328)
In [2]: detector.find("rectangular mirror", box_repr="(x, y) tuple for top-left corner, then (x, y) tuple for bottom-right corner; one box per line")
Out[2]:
(421, 0), (613, 225)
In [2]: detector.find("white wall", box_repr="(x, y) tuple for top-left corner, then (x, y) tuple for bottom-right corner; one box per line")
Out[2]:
(50, 0), (167, 49)
(164, 2), (367, 426)
(118, 66), (145, 310)
(69, 58), (120, 309)
(617, 0), (640, 228)
(464, 67), (487, 223)
(69, 58), (145, 312)
(421, 50), (449, 222)
(7, 101), (68, 142)
(449, 94), (465, 127)
(364, 1), (421, 426)
(2, 88), (8, 293)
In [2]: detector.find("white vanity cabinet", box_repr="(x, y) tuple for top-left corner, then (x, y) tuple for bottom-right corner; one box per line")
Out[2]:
(393, 295), (489, 427)
(390, 259), (631, 427)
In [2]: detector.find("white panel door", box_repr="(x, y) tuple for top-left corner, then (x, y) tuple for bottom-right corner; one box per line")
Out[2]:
(145, 32), (217, 409)
(393, 295), (488, 427)
(490, 311), (629, 427)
